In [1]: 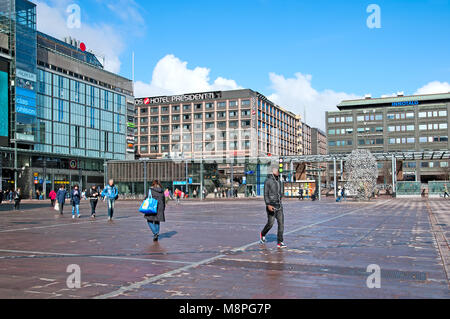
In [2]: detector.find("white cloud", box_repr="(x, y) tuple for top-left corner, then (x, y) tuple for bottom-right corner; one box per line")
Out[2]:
(267, 72), (361, 130)
(34, 0), (143, 73)
(414, 81), (450, 95)
(134, 54), (242, 97)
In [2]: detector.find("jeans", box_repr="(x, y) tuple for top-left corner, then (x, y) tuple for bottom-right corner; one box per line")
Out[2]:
(107, 198), (115, 218)
(444, 192), (449, 198)
(90, 199), (98, 216)
(148, 221), (160, 235)
(261, 205), (284, 244)
(72, 204), (80, 216)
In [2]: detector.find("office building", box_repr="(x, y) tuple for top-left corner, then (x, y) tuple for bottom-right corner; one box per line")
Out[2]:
(326, 93), (450, 182)
(311, 128), (327, 155)
(301, 122), (312, 155)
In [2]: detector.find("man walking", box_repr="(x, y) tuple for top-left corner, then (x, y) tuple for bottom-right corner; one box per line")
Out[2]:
(260, 165), (287, 249)
(13, 188), (21, 211)
(70, 185), (81, 219)
(56, 185), (67, 215)
(88, 185), (100, 218)
(101, 179), (119, 221)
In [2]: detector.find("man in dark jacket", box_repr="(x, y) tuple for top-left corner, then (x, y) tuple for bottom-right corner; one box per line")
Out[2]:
(56, 185), (67, 215)
(88, 185), (100, 218)
(70, 185), (81, 219)
(260, 165), (286, 249)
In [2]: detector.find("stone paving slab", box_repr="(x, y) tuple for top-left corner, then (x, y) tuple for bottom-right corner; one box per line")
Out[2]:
(0, 198), (448, 299)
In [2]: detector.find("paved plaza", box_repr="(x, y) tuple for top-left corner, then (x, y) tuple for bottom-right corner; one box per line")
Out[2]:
(0, 198), (448, 299)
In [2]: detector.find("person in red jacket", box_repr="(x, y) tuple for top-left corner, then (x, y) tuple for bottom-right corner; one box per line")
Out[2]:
(49, 190), (57, 207)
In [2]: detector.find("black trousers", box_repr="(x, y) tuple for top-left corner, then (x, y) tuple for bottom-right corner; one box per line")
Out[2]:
(261, 205), (284, 244)
(90, 199), (98, 215)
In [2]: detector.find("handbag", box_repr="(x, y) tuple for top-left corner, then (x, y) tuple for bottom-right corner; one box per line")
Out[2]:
(139, 190), (158, 215)
(54, 202), (60, 211)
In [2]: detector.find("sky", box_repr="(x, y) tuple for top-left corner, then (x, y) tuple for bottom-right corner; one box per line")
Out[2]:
(32, 0), (450, 129)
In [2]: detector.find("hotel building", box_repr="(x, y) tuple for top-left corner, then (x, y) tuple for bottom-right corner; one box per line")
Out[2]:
(135, 89), (299, 160)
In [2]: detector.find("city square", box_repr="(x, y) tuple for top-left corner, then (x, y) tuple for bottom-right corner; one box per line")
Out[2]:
(0, 198), (448, 299)
(0, 0), (449, 304)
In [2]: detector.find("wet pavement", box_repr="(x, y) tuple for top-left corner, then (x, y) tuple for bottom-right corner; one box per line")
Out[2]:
(0, 198), (448, 299)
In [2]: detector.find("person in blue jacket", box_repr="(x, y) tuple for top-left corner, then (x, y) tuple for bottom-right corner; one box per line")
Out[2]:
(70, 185), (81, 219)
(101, 179), (119, 221)
(56, 185), (67, 215)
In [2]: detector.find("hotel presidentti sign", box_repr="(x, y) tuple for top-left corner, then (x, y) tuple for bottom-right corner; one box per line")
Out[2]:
(135, 92), (222, 105)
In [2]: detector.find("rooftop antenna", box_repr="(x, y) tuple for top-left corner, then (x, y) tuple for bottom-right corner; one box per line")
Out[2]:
(132, 51), (135, 83)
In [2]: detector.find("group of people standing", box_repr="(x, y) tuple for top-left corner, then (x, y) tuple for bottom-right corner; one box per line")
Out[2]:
(0, 189), (22, 210)
(213, 187), (238, 198)
(48, 180), (119, 221)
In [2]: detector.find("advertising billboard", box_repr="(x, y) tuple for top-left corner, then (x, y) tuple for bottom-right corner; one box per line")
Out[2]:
(0, 70), (8, 138)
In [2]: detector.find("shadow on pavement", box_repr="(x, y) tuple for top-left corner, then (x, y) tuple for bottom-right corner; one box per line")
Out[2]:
(159, 231), (178, 239)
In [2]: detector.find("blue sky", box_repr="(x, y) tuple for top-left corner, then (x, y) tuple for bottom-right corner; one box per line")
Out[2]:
(34, 0), (450, 128)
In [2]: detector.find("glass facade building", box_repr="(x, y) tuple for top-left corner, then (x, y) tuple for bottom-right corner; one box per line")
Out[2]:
(0, 0), (133, 198)
(35, 68), (127, 159)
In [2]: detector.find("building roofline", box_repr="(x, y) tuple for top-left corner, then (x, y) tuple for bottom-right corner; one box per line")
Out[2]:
(338, 92), (450, 109)
(135, 88), (299, 117)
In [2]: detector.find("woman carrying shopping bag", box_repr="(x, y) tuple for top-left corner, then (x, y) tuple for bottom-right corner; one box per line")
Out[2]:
(143, 180), (166, 242)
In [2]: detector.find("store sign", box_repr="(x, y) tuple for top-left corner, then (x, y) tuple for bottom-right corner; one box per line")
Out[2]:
(16, 68), (37, 82)
(15, 133), (35, 142)
(16, 87), (37, 116)
(135, 92), (222, 105)
(392, 101), (419, 106)
(69, 159), (78, 169)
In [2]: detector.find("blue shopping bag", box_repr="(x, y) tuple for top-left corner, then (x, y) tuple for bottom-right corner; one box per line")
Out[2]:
(139, 191), (158, 214)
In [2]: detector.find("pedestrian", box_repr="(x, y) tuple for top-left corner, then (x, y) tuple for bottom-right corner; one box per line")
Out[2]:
(341, 186), (346, 201)
(193, 188), (197, 198)
(13, 188), (21, 211)
(70, 185), (81, 219)
(49, 189), (57, 207)
(101, 179), (119, 221)
(298, 187), (304, 200)
(202, 188), (207, 199)
(174, 188), (181, 205)
(164, 188), (170, 204)
(444, 184), (449, 199)
(8, 190), (13, 203)
(88, 185), (100, 218)
(144, 180), (166, 242)
(260, 166), (286, 249)
(0, 190), (3, 204)
(56, 185), (67, 215)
